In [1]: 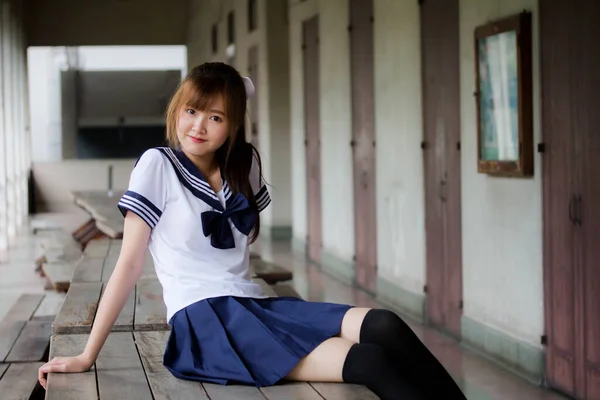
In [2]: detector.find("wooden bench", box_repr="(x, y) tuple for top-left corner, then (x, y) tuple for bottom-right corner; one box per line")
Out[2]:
(48, 283), (377, 399)
(0, 294), (58, 399)
(46, 238), (377, 398)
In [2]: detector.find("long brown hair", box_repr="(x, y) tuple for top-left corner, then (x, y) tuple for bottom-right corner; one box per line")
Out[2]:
(165, 62), (263, 242)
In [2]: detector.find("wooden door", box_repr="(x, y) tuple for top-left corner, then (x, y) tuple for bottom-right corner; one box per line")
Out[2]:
(248, 46), (259, 149)
(303, 16), (322, 263)
(542, 0), (600, 397)
(577, 2), (600, 394)
(420, 0), (463, 338)
(540, 0), (578, 394)
(349, 0), (377, 293)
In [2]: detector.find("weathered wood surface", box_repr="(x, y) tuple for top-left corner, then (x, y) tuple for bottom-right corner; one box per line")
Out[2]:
(5, 315), (53, 362)
(0, 294), (45, 362)
(250, 258), (293, 284)
(52, 282), (103, 334)
(47, 334), (97, 400)
(41, 261), (79, 291)
(0, 362), (45, 399)
(72, 191), (125, 238)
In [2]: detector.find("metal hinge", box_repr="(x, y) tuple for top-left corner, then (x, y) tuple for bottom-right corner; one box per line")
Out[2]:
(423, 285), (428, 293)
(541, 334), (548, 346)
(537, 143), (545, 153)
(459, 300), (463, 309)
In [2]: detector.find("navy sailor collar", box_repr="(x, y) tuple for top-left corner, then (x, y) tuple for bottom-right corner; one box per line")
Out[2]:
(157, 147), (234, 211)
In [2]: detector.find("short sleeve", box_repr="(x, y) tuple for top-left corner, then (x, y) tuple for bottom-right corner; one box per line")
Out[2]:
(249, 152), (271, 213)
(117, 149), (167, 229)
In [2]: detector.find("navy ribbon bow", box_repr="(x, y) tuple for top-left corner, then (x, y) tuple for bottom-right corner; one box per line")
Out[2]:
(201, 193), (257, 249)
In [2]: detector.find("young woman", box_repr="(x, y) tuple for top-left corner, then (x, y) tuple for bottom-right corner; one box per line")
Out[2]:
(38, 62), (466, 400)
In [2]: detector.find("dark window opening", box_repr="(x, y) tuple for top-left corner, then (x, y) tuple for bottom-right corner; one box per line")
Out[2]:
(248, 0), (257, 31)
(212, 24), (218, 53)
(227, 11), (235, 45)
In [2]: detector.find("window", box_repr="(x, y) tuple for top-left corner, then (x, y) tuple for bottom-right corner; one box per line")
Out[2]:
(227, 11), (235, 45)
(211, 24), (218, 54)
(248, 0), (257, 31)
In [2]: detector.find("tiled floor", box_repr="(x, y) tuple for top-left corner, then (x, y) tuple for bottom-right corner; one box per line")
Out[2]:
(1, 224), (569, 400)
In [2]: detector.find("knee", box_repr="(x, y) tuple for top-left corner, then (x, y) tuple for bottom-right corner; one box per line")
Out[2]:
(359, 309), (414, 343)
(342, 343), (389, 383)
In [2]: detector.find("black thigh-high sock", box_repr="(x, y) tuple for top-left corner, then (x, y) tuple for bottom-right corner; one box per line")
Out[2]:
(342, 343), (424, 400)
(359, 309), (466, 400)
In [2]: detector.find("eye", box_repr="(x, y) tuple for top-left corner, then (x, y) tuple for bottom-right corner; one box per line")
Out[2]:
(186, 109), (196, 115)
(210, 116), (223, 122)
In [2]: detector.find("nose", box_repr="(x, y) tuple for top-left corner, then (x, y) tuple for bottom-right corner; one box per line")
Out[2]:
(192, 114), (206, 132)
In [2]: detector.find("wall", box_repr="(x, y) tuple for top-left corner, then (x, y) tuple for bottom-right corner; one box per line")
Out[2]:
(26, 0), (189, 46)
(373, 0), (427, 313)
(288, 0), (317, 246)
(32, 160), (135, 213)
(0, 0), (29, 258)
(187, 0), (292, 237)
(459, 0), (543, 377)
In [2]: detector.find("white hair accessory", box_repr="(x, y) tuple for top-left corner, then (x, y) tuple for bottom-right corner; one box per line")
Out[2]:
(242, 76), (255, 99)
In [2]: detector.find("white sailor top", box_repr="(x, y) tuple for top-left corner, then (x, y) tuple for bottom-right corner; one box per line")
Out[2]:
(117, 147), (272, 323)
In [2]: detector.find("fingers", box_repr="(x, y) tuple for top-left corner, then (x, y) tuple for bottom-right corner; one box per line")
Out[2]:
(38, 359), (66, 389)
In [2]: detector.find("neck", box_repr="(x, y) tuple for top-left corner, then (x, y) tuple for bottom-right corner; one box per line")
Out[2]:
(184, 150), (218, 178)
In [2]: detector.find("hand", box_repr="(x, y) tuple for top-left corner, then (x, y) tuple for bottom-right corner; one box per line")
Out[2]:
(38, 354), (94, 389)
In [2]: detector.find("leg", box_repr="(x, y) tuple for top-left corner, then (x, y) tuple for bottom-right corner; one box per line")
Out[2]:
(359, 309), (466, 399)
(285, 337), (423, 400)
(285, 337), (352, 382)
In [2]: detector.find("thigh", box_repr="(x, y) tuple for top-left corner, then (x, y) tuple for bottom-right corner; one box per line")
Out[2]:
(339, 307), (372, 343)
(284, 337), (354, 382)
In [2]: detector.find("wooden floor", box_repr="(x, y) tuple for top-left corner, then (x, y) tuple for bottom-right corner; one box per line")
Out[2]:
(0, 218), (570, 400)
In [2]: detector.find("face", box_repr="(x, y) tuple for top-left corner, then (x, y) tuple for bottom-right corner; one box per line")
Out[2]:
(176, 94), (230, 159)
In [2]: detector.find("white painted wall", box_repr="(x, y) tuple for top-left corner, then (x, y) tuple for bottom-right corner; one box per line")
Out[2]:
(289, 0), (318, 243)
(374, 0), (426, 294)
(460, 0), (543, 346)
(186, 0), (292, 233)
(0, 0), (29, 256)
(317, 0), (355, 261)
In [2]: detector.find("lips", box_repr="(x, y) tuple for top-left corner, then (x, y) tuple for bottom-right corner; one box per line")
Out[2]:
(189, 136), (206, 144)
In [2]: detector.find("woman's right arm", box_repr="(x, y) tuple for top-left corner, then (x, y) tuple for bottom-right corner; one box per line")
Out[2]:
(38, 211), (151, 389)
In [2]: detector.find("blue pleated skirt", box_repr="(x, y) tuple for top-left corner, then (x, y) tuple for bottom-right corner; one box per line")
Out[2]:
(162, 295), (353, 387)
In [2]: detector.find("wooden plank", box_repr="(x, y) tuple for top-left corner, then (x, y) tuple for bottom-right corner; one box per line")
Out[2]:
(52, 282), (103, 334)
(34, 292), (66, 318)
(83, 238), (110, 258)
(47, 334), (97, 400)
(134, 331), (209, 399)
(1, 294), (44, 322)
(250, 259), (293, 284)
(102, 283), (135, 332)
(310, 382), (379, 399)
(96, 219), (124, 239)
(134, 279), (169, 331)
(72, 257), (104, 283)
(0, 363), (8, 379)
(204, 383), (267, 400)
(271, 284), (301, 298)
(96, 332), (153, 399)
(0, 362), (44, 399)
(260, 382), (322, 399)
(0, 294), (44, 361)
(140, 253), (157, 280)
(5, 316), (53, 362)
(101, 257), (119, 282)
(42, 261), (79, 291)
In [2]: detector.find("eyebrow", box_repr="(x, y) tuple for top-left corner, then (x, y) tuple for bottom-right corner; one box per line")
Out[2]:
(209, 109), (226, 116)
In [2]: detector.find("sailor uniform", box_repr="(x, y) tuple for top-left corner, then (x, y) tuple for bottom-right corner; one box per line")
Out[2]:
(117, 147), (352, 386)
